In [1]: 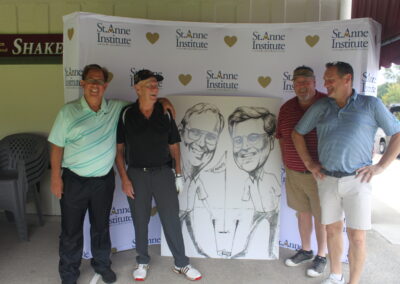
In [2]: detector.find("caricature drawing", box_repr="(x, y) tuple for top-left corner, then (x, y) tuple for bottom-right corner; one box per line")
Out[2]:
(178, 103), (225, 257)
(228, 106), (281, 259)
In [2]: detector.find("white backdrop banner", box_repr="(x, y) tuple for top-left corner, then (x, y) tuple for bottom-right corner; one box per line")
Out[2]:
(63, 12), (381, 261)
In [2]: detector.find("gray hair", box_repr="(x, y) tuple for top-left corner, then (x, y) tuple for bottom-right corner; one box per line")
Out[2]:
(179, 103), (225, 134)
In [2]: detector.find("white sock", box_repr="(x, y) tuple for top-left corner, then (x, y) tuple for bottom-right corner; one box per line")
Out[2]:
(330, 273), (343, 281)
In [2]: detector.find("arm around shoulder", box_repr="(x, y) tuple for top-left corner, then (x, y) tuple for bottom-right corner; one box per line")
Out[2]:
(159, 97), (176, 119)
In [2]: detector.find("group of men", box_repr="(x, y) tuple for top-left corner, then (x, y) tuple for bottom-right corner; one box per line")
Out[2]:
(49, 65), (201, 284)
(278, 62), (400, 284)
(49, 61), (400, 284)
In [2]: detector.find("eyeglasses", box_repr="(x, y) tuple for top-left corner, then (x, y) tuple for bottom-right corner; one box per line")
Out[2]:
(186, 127), (218, 148)
(144, 82), (160, 89)
(85, 79), (105, 86)
(232, 133), (267, 149)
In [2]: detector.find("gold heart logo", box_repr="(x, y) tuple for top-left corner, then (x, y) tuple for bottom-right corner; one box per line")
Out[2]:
(305, 35), (319, 47)
(224, 36), (237, 47)
(67, 28), (74, 40)
(178, 74), (192, 86)
(107, 71), (114, 83)
(151, 207), (158, 216)
(258, 76), (271, 88)
(146, 32), (159, 44)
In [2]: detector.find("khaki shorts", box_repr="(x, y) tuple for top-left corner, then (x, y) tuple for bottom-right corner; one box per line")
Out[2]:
(285, 167), (321, 222)
(317, 175), (372, 230)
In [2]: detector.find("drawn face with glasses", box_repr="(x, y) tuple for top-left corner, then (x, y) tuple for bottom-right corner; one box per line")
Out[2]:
(182, 111), (220, 168)
(231, 118), (273, 173)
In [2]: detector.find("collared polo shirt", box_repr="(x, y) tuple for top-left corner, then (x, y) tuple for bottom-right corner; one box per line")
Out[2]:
(295, 90), (400, 173)
(116, 101), (181, 168)
(48, 96), (128, 177)
(276, 90), (326, 172)
(179, 174), (208, 212)
(242, 171), (281, 212)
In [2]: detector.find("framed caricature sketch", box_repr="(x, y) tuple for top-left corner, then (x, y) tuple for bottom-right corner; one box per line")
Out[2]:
(162, 95), (282, 260)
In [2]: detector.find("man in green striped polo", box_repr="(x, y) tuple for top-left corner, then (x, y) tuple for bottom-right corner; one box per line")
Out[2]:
(48, 64), (123, 284)
(48, 64), (173, 284)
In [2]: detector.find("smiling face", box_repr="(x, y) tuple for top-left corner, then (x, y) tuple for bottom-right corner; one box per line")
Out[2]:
(323, 66), (351, 99)
(135, 77), (159, 103)
(80, 69), (108, 103)
(181, 111), (220, 170)
(293, 76), (316, 103)
(232, 118), (273, 173)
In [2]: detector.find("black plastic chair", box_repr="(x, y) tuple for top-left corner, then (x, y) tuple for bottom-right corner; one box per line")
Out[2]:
(0, 133), (49, 240)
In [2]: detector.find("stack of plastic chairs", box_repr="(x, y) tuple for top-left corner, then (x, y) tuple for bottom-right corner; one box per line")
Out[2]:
(0, 140), (28, 240)
(0, 133), (49, 240)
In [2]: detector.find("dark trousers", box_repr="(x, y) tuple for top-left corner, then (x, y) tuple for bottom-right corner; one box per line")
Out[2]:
(127, 166), (189, 267)
(59, 168), (115, 284)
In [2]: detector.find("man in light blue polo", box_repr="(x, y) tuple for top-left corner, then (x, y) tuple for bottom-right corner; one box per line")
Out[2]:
(292, 61), (400, 284)
(48, 64), (173, 284)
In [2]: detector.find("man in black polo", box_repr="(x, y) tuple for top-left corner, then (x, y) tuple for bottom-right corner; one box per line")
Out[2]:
(115, 70), (202, 281)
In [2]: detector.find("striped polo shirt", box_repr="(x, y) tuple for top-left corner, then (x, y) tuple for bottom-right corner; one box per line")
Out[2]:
(48, 96), (128, 177)
(276, 91), (326, 172)
(295, 91), (400, 173)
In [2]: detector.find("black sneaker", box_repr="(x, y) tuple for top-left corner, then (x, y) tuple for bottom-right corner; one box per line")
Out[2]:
(285, 249), (314, 267)
(307, 255), (327, 277)
(98, 267), (117, 283)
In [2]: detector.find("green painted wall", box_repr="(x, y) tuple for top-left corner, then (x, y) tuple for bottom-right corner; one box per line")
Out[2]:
(0, 65), (64, 139)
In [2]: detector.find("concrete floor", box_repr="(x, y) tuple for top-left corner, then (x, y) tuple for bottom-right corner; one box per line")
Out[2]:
(1, 157), (399, 284)
(0, 214), (399, 284)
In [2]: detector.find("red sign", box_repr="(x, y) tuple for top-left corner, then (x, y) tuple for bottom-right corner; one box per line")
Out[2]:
(0, 34), (63, 57)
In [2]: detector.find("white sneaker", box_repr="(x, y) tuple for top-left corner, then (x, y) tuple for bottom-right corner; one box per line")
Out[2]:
(321, 274), (345, 284)
(173, 264), (202, 281)
(133, 264), (149, 281)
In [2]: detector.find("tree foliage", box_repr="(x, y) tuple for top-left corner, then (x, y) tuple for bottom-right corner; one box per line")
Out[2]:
(382, 65), (400, 82)
(379, 64), (400, 106)
(377, 82), (390, 100)
(382, 84), (400, 106)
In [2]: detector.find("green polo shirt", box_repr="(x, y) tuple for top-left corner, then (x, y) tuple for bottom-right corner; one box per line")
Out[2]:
(48, 96), (128, 177)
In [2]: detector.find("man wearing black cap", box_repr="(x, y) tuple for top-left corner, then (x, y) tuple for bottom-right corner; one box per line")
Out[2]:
(49, 65), (176, 284)
(276, 66), (327, 277)
(115, 69), (202, 281)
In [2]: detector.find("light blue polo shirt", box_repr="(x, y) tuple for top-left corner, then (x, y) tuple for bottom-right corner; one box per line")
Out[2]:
(295, 90), (400, 173)
(48, 96), (128, 177)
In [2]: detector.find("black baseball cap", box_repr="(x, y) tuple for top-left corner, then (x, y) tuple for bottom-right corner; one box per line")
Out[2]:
(134, 69), (164, 85)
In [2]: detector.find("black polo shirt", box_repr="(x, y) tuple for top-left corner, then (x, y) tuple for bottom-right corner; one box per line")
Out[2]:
(116, 101), (181, 168)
